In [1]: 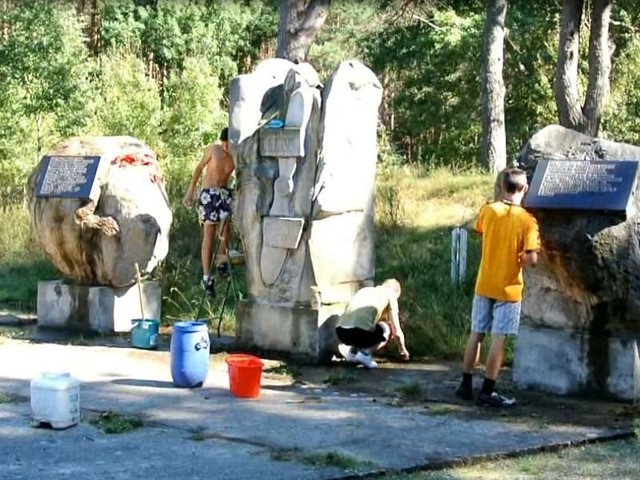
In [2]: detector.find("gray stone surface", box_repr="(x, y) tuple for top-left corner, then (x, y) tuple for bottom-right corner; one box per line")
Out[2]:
(235, 300), (343, 363)
(37, 280), (161, 333)
(0, 338), (630, 480)
(514, 324), (640, 401)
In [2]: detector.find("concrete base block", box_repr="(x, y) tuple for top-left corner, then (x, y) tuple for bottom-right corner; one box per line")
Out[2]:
(514, 324), (640, 401)
(37, 280), (161, 334)
(235, 300), (346, 363)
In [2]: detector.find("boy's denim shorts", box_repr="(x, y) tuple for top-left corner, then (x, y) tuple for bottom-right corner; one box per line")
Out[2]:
(470, 294), (521, 335)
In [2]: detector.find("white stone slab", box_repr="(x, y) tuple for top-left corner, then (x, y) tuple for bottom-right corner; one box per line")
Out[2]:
(514, 324), (640, 401)
(37, 280), (161, 333)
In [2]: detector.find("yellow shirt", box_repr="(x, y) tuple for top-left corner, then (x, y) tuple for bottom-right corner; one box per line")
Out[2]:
(337, 286), (393, 331)
(474, 201), (540, 302)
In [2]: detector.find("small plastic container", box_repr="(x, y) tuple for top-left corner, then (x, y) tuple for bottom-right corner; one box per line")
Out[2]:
(131, 319), (159, 350)
(30, 372), (80, 429)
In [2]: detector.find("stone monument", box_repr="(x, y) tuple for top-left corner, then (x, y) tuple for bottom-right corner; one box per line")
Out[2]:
(512, 124), (640, 401)
(229, 59), (382, 362)
(27, 136), (172, 333)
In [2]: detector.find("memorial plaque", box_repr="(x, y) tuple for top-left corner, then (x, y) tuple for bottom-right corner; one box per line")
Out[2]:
(525, 159), (640, 212)
(35, 156), (101, 199)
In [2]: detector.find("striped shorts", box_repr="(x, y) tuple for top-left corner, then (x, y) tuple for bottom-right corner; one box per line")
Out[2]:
(470, 294), (521, 336)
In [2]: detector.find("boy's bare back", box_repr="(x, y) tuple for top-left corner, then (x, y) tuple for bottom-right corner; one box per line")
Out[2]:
(202, 143), (234, 189)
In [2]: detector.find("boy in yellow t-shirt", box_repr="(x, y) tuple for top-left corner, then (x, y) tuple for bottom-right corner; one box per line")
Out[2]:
(455, 168), (540, 407)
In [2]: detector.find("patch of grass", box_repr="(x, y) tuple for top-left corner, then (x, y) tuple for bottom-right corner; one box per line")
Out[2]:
(324, 372), (356, 386)
(270, 447), (376, 473)
(270, 447), (302, 462)
(189, 426), (207, 442)
(375, 167), (494, 360)
(394, 381), (422, 400)
(89, 411), (144, 434)
(0, 326), (35, 342)
(0, 391), (19, 403)
(424, 405), (456, 416)
(299, 451), (375, 472)
(0, 258), (57, 310)
(67, 335), (90, 346)
(377, 437), (640, 480)
(265, 363), (300, 377)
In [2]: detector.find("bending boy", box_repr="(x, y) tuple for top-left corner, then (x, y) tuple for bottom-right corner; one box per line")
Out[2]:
(456, 168), (540, 407)
(183, 127), (235, 294)
(335, 279), (410, 369)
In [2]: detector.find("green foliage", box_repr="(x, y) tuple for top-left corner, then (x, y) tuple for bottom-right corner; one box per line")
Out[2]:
(161, 56), (226, 167)
(362, 9), (484, 169)
(503, 2), (559, 154)
(0, 2), (93, 184)
(308, 2), (382, 80)
(602, 37), (640, 145)
(101, 1), (277, 85)
(90, 48), (162, 147)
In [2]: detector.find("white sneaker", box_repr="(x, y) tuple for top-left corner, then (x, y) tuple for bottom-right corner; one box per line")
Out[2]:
(338, 344), (357, 362)
(354, 351), (378, 369)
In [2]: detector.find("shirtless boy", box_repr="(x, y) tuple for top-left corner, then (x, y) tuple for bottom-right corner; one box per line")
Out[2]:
(183, 127), (235, 293)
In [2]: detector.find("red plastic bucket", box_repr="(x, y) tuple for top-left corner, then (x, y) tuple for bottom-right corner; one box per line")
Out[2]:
(225, 354), (263, 399)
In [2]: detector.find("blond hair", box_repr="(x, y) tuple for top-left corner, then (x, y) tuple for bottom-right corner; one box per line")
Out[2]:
(382, 278), (401, 298)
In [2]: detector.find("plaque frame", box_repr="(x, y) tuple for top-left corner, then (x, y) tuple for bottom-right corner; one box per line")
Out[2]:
(524, 159), (640, 213)
(35, 155), (102, 199)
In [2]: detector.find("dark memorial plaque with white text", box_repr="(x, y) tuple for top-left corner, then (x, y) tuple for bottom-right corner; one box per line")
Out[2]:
(35, 156), (101, 199)
(524, 159), (639, 212)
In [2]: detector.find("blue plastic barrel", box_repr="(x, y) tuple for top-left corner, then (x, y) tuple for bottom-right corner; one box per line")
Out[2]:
(170, 321), (210, 388)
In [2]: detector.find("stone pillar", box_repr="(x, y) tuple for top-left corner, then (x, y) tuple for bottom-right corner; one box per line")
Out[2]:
(230, 59), (382, 363)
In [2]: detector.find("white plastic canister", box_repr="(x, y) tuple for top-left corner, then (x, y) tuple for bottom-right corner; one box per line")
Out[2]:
(30, 372), (80, 429)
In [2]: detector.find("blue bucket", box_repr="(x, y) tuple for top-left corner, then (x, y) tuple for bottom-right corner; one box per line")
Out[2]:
(170, 321), (210, 388)
(131, 319), (159, 350)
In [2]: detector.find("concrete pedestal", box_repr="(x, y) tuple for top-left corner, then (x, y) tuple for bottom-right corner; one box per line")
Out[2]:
(514, 324), (640, 401)
(235, 300), (346, 364)
(37, 280), (161, 334)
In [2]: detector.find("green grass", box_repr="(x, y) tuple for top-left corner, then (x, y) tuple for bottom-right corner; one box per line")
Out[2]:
(89, 411), (144, 434)
(0, 205), (57, 310)
(0, 391), (20, 404)
(394, 381), (423, 400)
(264, 363), (301, 377)
(379, 435), (640, 480)
(324, 372), (356, 386)
(270, 447), (375, 473)
(375, 167), (494, 359)
(299, 451), (375, 471)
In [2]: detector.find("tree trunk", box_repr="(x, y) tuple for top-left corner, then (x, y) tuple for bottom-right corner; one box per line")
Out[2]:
(555, 0), (613, 136)
(480, 0), (508, 175)
(555, 0), (585, 130)
(583, 0), (613, 135)
(276, 0), (332, 63)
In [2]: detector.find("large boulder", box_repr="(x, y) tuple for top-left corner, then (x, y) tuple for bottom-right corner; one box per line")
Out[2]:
(516, 125), (640, 333)
(27, 136), (172, 287)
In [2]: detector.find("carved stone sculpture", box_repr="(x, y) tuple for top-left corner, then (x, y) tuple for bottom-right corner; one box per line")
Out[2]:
(230, 59), (383, 361)
(511, 124), (640, 400)
(27, 136), (172, 287)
